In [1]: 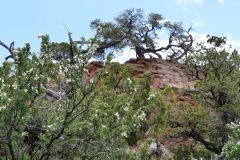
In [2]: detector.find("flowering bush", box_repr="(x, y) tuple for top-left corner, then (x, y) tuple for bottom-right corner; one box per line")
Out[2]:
(221, 122), (240, 159)
(0, 35), (167, 159)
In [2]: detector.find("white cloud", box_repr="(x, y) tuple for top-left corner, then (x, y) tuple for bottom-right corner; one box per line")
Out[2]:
(192, 21), (202, 28)
(193, 0), (203, 5)
(177, 0), (203, 7)
(218, 0), (224, 7)
(177, 0), (225, 8)
(111, 49), (136, 63)
(190, 32), (240, 53)
(106, 32), (240, 64)
(224, 33), (240, 51)
(191, 13), (203, 28)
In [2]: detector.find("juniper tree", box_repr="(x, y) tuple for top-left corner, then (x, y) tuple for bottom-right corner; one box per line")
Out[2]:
(169, 36), (240, 156)
(88, 8), (193, 61)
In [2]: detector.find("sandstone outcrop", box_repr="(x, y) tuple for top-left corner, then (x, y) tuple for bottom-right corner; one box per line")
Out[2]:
(87, 58), (195, 90)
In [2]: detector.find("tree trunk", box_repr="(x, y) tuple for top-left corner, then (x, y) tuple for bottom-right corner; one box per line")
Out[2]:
(135, 46), (145, 59)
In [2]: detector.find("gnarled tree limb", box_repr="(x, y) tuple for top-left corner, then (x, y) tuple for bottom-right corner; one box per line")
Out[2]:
(0, 40), (16, 60)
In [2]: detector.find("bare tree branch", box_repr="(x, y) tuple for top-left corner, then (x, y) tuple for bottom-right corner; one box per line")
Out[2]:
(0, 40), (16, 60)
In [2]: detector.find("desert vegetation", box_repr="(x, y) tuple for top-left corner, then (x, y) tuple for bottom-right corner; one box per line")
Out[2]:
(0, 9), (240, 160)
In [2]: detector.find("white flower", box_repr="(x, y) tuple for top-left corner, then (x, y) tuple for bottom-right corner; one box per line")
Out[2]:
(92, 44), (99, 49)
(34, 75), (40, 80)
(97, 26), (102, 31)
(47, 125), (53, 128)
(123, 107), (129, 111)
(64, 67), (69, 73)
(23, 89), (28, 93)
(66, 79), (72, 83)
(47, 123), (56, 130)
(138, 112), (146, 120)
(15, 54), (19, 60)
(126, 77), (132, 84)
(39, 59), (44, 65)
(121, 131), (127, 137)
(90, 79), (94, 83)
(35, 89), (39, 94)
(28, 68), (34, 73)
(1, 92), (7, 97)
(21, 132), (27, 137)
(115, 112), (120, 120)
(13, 83), (18, 90)
(147, 94), (156, 100)
(13, 49), (20, 54)
(0, 106), (6, 111)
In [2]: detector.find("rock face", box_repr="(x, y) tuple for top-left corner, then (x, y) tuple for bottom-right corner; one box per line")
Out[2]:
(149, 140), (173, 160)
(149, 141), (163, 157)
(44, 58), (196, 101)
(88, 58), (195, 90)
(125, 58), (195, 90)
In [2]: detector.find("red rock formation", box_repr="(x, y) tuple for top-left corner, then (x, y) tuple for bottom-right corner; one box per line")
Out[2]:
(46, 58), (197, 105)
(87, 58), (196, 90)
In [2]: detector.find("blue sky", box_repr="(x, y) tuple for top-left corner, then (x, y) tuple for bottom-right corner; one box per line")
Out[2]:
(0, 0), (239, 63)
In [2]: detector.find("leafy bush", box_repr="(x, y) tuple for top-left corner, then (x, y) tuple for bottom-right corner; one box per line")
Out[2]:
(0, 35), (168, 159)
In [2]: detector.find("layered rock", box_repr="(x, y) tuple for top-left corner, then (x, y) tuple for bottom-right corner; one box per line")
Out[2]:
(87, 58), (195, 90)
